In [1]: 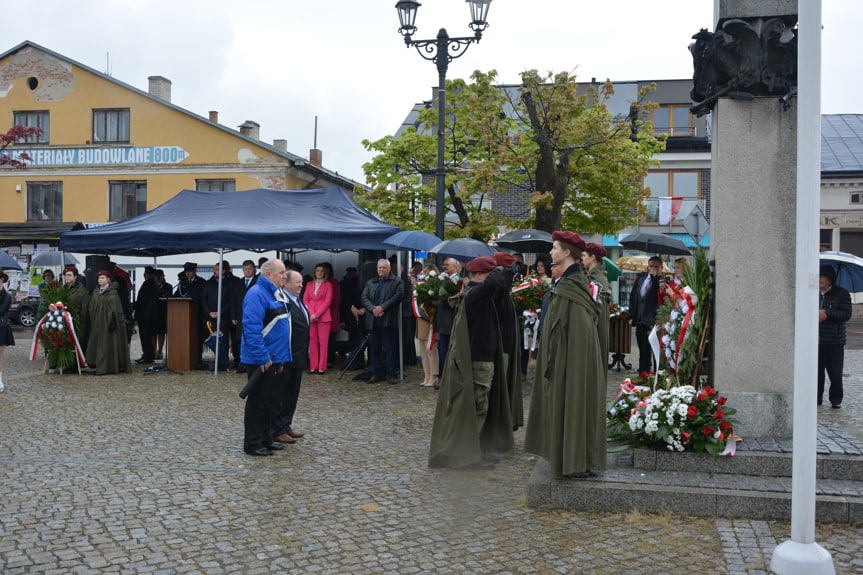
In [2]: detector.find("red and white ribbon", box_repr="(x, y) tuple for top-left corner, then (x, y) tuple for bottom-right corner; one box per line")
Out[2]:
(511, 277), (539, 294)
(30, 302), (87, 367)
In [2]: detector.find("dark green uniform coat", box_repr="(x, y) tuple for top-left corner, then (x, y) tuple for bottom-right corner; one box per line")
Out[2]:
(524, 268), (606, 477)
(65, 281), (90, 348)
(585, 264), (611, 376)
(86, 284), (131, 375)
(428, 291), (513, 468)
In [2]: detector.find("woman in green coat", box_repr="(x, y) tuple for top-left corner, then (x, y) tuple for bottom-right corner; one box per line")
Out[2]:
(582, 243), (611, 380)
(62, 265), (90, 351)
(524, 232), (606, 478)
(85, 270), (131, 375)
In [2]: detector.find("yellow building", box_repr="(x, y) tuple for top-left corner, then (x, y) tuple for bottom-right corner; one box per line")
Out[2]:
(0, 40), (359, 249)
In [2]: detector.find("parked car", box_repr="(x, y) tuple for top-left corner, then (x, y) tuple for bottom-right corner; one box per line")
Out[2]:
(8, 297), (39, 328)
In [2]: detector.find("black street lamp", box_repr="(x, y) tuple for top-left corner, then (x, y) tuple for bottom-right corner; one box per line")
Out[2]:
(395, 0), (492, 240)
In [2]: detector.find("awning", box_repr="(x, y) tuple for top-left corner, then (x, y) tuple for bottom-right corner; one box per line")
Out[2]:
(668, 233), (710, 248)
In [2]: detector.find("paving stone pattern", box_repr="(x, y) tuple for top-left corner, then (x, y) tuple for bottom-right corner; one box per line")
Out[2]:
(0, 330), (861, 573)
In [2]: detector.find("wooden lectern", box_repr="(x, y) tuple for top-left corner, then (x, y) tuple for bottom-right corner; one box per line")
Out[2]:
(166, 298), (198, 371)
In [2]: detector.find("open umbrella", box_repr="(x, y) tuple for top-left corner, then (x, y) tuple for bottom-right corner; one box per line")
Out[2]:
(495, 229), (553, 253)
(428, 238), (495, 261)
(0, 250), (23, 271)
(620, 232), (690, 256)
(615, 255), (670, 274)
(383, 230), (440, 252)
(30, 251), (80, 267)
(820, 251), (863, 303)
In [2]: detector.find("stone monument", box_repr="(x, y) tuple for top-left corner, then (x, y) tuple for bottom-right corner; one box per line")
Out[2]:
(691, 0), (798, 437)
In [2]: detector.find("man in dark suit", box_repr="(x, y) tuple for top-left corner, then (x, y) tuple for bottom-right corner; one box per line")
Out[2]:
(134, 266), (159, 364)
(174, 262), (207, 367)
(271, 269), (309, 444)
(628, 255), (663, 374)
(241, 260), (259, 292)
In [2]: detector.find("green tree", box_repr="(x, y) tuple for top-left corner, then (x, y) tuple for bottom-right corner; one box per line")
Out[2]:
(355, 70), (665, 238)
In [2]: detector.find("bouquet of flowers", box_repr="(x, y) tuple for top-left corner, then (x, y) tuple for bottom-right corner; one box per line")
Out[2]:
(414, 271), (461, 309)
(511, 275), (551, 313)
(608, 374), (738, 456)
(609, 303), (628, 321)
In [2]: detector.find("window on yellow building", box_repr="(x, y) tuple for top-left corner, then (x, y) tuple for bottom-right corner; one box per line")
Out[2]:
(109, 181), (146, 221)
(642, 170), (701, 224)
(93, 109), (130, 143)
(652, 105), (693, 137)
(196, 179), (236, 192)
(13, 111), (49, 143)
(27, 182), (62, 221)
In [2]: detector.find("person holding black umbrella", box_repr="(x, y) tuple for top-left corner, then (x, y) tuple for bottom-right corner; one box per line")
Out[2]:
(628, 255), (663, 375)
(818, 265), (852, 409)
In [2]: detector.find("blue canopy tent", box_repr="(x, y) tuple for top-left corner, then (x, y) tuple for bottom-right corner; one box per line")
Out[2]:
(59, 187), (400, 374)
(59, 187), (400, 256)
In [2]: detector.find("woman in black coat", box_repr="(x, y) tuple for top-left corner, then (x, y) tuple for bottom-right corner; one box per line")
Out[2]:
(818, 265), (852, 408)
(0, 271), (14, 391)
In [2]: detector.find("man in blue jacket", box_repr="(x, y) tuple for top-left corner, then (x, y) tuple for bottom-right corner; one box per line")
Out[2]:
(818, 265), (852, 409)
(241, 259), (293, 456)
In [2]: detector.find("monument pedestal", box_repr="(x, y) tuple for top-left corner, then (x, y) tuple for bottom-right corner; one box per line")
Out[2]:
(712, 97), (797, 437)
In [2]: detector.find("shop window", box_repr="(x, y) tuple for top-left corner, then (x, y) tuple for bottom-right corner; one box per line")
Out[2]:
(93, 109), (130, 143)
(642, 171), (701, 224)
(196, 179), (236, 192)
(652, 105), (693, 137)
(109, 181), (146, 221)
(27, 182), (62, 221)
(13, 111), (49, 143)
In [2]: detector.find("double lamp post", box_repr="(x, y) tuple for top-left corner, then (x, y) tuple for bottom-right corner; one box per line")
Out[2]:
(394, 0), (493, 240)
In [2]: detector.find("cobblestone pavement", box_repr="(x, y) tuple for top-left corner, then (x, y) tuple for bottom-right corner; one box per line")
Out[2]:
(1, 329), (861, 574)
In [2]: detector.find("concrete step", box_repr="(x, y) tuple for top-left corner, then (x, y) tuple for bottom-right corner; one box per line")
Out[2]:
(632, 446), (863, 481)
(526, 449), (863, 524)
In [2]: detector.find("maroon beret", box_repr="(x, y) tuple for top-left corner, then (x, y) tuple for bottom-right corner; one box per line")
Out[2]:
(552, 230), (586, 251)
(492, 252), (516, 267)
(584, 242), (607, 258)
(62, 265), (79, 275)
(97, 269), (113, 278)
(466, 256), (497, 273)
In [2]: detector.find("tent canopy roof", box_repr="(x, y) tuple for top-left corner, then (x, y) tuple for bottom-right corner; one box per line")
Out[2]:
(59, 187), (400, 256)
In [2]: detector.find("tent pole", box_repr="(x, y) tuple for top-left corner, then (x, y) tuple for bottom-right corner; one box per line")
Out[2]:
(214, 249), (224, 377)
(397, 251), (404, 381)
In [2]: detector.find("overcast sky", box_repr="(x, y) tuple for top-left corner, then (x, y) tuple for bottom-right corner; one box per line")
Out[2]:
(7, 1), (862, 183)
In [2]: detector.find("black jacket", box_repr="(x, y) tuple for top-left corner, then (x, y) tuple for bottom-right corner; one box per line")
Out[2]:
(360, 274), (404, 330)
(284, 294), (310, 369)
(628, 273), (660, 327)
(819, 285), (852, 346)
(464, 268), (510, 363)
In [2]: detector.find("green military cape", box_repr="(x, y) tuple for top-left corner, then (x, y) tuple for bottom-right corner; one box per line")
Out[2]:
(523, 272), (607, 477)
(85, 284), (131, 375)
(585, 264), (611, 376)
(428, 291), (513, 469)
(65, 281), (90, 346)
(503, 297), (524, 430)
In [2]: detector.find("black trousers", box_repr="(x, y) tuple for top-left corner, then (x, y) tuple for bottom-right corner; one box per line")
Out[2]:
(817, 344), (844, 407)
(635, 324), (654, 375)
(137, 318), (156, 361)
(243, 364), (287, 452)
(270, 366), (303, 438)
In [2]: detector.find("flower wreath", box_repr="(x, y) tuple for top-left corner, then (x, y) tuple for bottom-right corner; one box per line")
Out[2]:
(659, 285), (698, 372)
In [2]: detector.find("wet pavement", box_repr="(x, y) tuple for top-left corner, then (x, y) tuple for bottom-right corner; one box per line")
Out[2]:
(1, 326), (861, 574)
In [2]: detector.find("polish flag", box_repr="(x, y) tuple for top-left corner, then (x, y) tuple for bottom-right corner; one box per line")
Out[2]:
(658, 196), (684, 225)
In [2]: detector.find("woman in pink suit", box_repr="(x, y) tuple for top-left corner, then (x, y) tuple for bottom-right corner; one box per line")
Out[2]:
(304, 263), (333, 375)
